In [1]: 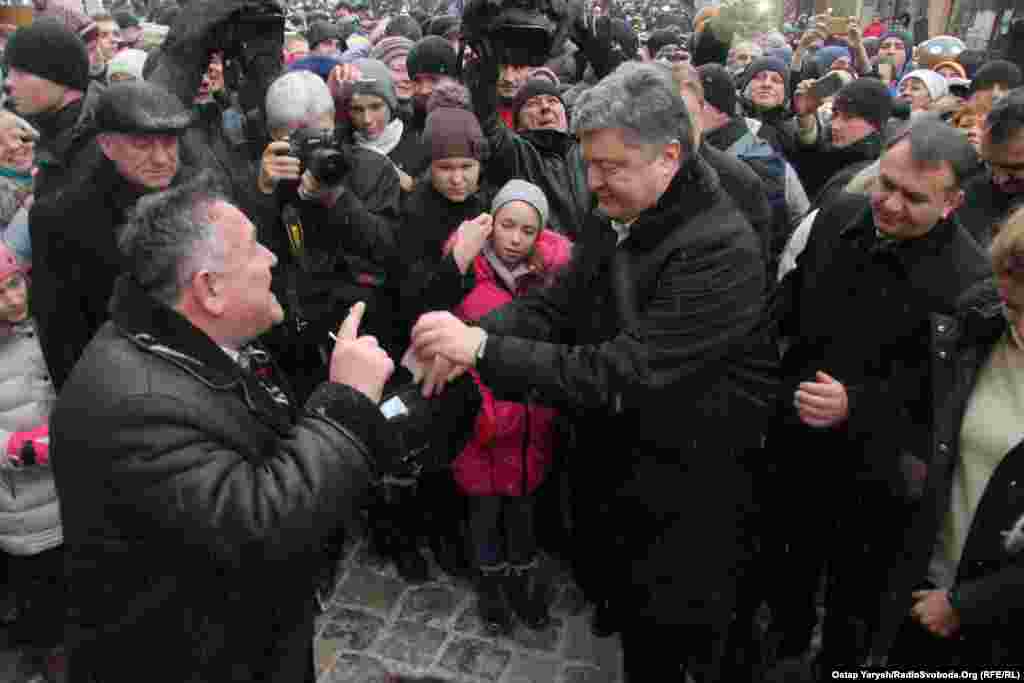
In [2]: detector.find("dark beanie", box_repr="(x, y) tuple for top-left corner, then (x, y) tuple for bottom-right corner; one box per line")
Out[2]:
(423, 106), (486, 161)
(741, 56), (789, 96)
(407, 36), (457, 80)
(646, 28), (687, 59)
(5, 18), (89, 92)
(307, 20), (343, 49)
(428, 15), (461, 39)
(698, 63), (737, 117)
(833, 78), (892, 133)
(385, 14), (423, 42)
(972, 60), (1023, 94)
(513, 79), (564, 119)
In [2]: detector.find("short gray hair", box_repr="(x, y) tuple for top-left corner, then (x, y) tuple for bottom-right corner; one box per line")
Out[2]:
(265, 70), (335, 132)
(888, 117), (981, 187)
(118, 174), (229, 306)
(572, 61), (694, 160)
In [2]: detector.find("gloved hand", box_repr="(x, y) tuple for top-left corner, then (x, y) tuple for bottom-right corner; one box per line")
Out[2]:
(7, 424), (49, 466)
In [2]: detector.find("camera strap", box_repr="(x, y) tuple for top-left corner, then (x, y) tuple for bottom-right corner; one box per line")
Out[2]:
(281, 204), (309, 336)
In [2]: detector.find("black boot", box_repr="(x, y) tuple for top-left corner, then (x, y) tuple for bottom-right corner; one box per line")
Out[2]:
(505, 559), (551, 630)
(477, 563), (513, 636)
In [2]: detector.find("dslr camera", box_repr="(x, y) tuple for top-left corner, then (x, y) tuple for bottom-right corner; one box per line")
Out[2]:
(289, 128), (350, 187)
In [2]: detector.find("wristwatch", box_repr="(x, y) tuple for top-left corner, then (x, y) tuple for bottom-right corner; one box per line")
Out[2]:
(475, 330), (488, 363)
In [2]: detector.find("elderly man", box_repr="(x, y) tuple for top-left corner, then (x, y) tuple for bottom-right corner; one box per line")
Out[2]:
(768, 120), (992, 672)
(51, 177), (398, 683)
(412, 62), (772, 681)
(30, 80), (192, 389)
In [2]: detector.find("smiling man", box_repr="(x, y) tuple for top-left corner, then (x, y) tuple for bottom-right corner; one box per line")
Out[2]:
(412, 61), (772, 681)
(959, 87), (1024, 246)
(29, 80), (193, 390)
(768, 119), (991, 671)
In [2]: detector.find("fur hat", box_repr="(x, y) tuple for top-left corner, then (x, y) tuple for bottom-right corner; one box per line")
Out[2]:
(5, 18), (89, 92)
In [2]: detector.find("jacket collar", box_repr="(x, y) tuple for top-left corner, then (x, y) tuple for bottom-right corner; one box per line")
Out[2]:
(827, 129), (883, 163)
(110, 275), (296, 431)
(110, 275), (246, 388)
(705, 117), (750, 152)
(519, 127), (575, 156)
(838, 199), (959, 269)
(618, 152), (721, 252)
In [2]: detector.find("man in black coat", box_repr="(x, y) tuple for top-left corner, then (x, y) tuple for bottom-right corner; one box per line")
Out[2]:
(51, 178), (400, 683)
(412, 62), (774, 682)
(29, 80), (195, 390)
(768, 119), (993, 671)
(957, 87), (1024, 247)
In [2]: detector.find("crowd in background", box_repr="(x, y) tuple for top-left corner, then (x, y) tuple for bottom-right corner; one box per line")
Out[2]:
(0, 0), (1018, 681)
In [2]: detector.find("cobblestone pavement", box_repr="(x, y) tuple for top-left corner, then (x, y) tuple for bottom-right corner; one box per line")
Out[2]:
(315, 540), (624, 683)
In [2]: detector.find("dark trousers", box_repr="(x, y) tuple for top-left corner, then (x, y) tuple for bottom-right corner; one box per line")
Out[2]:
(621, 621), (727, 682)
(3, 546), (66, 648)
(467, 495), (536, 568)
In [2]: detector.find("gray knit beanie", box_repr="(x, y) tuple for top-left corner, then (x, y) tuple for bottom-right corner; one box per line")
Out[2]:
(492, 179), (549, 229)
(351, 58), (398, 115)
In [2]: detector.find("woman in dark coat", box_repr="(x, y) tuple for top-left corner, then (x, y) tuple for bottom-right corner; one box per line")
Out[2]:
(872, 205), (1024, 667)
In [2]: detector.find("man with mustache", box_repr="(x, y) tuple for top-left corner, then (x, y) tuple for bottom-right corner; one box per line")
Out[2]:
(958, 88), (1024, 247)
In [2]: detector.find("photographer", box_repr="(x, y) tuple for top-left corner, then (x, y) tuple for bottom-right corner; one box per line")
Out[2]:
(255, 69), (405, 398)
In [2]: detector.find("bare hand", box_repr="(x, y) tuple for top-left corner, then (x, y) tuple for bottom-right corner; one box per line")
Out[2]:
(846, 17), (863, 46)
(420, 353), (470, 398)
(411, 311), (486, 368)
(329, 302), (395, 404)
(396, 168), (416, 193)
(910, 590), (960, 638)
(793, 79), (819, 116)
(258, 140), (300, 194)
(452, 213), (494, 275)
(795, 370), (849, 428)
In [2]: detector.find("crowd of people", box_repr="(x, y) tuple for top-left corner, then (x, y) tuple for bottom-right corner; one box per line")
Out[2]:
(0, 0), (1019, 681)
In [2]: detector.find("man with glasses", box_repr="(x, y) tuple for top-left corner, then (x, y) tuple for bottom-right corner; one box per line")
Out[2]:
(29, 80), (192, 389)
(959, 88), (1024, 246)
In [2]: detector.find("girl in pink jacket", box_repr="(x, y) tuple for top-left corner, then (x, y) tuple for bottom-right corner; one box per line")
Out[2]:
(447, 179), (572, 635)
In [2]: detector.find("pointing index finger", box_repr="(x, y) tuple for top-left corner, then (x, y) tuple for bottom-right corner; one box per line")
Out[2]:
(338, 302), (366, 341)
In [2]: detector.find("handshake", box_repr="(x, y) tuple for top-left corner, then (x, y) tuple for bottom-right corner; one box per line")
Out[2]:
(329, 303), (488, 405)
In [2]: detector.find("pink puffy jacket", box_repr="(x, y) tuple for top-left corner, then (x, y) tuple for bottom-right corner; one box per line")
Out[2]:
(450, 229), (572, 496)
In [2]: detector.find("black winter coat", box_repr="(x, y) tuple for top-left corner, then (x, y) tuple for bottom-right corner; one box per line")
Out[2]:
(52, 276), (396, 683)
(870, 285), (1024, 667)
(29, 156), (158, 390)
(772, 193), (993, 500)
(476, 156), (774, 625)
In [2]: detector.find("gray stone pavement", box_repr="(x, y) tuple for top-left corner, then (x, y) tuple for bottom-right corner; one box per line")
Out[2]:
(314, 540), (624, 683)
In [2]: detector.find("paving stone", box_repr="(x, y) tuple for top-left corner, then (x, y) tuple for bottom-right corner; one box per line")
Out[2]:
(321, 608), (387, 651)
(563, 664), (620, 683)
(438, 637), (512, 682)
(507, 616), (564, 653)
(504, 652), (561, 683)
(398, 583), (462, 627)
(321, 652), (393, 683)
(372, 620), (448, 669)
(335, 566), (408, 615)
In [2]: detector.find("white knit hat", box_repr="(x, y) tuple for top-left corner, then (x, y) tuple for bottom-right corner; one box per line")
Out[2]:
(492, 179), (549, 229)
